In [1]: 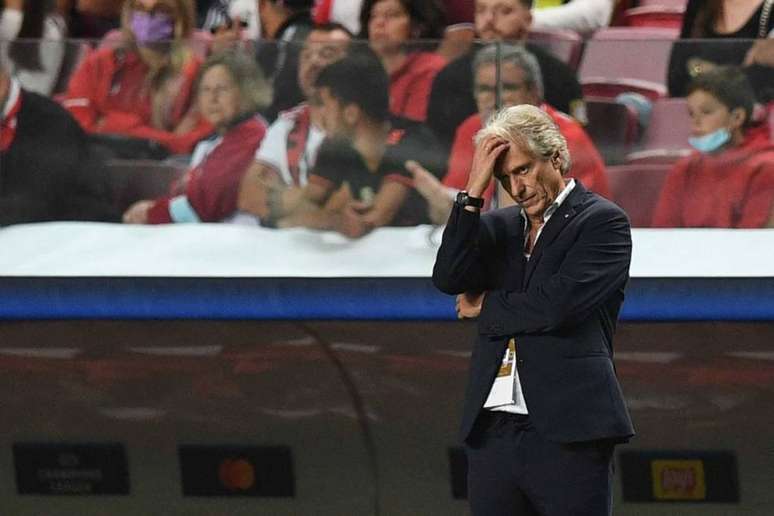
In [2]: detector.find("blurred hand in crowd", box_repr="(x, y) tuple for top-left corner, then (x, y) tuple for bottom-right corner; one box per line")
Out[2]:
(123, 200), (154, 224)
(744, 39), (774, 68)
(405, 159), (454, 225)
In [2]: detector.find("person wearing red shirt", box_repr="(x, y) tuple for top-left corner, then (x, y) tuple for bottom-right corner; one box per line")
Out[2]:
(122, 51), (270, 224)
(653, 66), (774, 228)
(409, 43), (608, 224)
(360, 0), (447, 122)
(62, 0), (213, 155)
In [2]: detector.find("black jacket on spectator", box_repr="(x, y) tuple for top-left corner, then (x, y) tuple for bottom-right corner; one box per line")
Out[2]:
(0, 89), (118, 225)
(426, 43), (584, 150)
(258, 11), (313, 121)
(667, 0), (774, 102)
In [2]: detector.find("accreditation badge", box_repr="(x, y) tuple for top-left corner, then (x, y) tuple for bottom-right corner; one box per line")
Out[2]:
(483, 338), (517, 408)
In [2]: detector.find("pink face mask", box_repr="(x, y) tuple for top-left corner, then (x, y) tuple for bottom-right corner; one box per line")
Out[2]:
(130, 10), (174, 45)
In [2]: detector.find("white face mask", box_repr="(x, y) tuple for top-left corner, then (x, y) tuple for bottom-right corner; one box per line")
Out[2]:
(0, 8), (24, 40)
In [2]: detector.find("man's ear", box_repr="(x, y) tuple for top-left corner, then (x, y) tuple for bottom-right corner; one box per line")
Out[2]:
(551, 152), (561, 169)
(729, 106), (746, 131)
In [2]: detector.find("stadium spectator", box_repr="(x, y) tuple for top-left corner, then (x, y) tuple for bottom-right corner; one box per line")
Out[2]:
(668, 0), (774, 104)
(257, 0), (314, 120)
(122, 51), (269, 224)
(61, 0), (213, 155)
(426, 0), (585, 150)
(409, 43), (608, 224)
(360, 0), (446, 122)
(237, 22), (352, 220)
(203, 0), (260, 46)
(653, 66), (774, 228)
(531, 0), (614, 36)
(0, 64), (118, 225)
(0, 0), (67, 95)
(257, 51), (443, 237)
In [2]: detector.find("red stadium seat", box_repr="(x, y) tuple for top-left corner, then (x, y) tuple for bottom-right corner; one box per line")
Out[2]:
(609, 0), (636, 26)
(639, 97), (692, 149)
(623, 6), (685, 29)
(527, 28), (584, 71)
(582, 79), (666, 101)
(585, 97), (640, 164)
(637, 0), (687, 7)
(607, 163), (672, 227)
(579, 27), (678, 101)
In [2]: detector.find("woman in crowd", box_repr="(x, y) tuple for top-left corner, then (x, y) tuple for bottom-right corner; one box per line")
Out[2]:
(62, 0), (213, 155)
(668, 0), (774, 104)
(122, 51), (270, 224)
(0, 0), (67, 95)
(360, 0), (446, 121)
(653, 66), (774, 228)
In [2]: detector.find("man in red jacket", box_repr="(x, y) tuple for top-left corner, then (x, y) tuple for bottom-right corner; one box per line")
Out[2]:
(409, 43), (608, 224)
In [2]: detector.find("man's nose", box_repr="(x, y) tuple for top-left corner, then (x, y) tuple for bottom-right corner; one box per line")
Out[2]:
(478, 10), (494, 27)
(509, 175), (524, 196)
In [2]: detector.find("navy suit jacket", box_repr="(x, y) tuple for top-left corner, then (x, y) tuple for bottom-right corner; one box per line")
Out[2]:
(433, 182), (635, 444)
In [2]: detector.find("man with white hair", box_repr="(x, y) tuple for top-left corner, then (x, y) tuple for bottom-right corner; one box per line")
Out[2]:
(409, 43), (608, 224)
(432, 104), (634, 515)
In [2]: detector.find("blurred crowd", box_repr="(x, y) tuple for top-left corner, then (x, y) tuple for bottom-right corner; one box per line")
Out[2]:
(0, 0), (773, 231)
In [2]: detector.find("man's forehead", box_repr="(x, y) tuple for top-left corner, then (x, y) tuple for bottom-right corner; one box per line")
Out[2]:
(307, 30), (351, 45)
(476, 61), (525, 78)
(476, 0), (522, 8)
(497, 142), (532, 169)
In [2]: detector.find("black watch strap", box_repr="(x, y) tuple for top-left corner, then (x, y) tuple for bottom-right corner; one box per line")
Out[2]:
(456, 190), (485, 209)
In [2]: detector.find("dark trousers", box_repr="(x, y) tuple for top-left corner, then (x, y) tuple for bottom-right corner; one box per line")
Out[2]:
(465, 411), (615, 516)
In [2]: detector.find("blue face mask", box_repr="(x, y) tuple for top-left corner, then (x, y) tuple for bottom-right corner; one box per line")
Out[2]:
(688, 128), (731, 153)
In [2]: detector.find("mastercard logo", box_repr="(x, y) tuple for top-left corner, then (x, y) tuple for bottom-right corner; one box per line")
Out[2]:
(218, 458), (256, 491)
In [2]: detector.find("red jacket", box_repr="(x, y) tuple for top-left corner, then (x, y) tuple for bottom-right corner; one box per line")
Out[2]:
(62, 47), (212, 155)
(146, 116), (267, 223)
(389, 51), (446, 122)
(652, 127), (774, 228)
(443, 105), (610, 204)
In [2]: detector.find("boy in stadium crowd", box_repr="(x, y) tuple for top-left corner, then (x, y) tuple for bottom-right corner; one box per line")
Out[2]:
(408, 43), (608, 224)
(652, 66), (774, 228)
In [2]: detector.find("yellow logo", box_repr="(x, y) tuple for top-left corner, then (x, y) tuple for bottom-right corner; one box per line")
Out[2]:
(651, 460), (706, 500)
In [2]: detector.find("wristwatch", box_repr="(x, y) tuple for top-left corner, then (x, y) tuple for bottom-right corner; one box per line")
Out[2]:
(455, 190), (485, 209)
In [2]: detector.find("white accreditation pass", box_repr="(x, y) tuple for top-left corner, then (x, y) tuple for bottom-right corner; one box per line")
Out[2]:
(483, 338), (517, 408)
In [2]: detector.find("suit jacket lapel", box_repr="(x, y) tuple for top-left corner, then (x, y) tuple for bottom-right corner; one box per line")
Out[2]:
(505, 209), (527, 289)
(522, 182), (587, 288)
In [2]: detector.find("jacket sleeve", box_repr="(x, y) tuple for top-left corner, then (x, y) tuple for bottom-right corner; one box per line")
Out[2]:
(477, 204), (631, 335)
(739, 160), (774, 228)
(61, 50), (101, 131)
(432, 203), (497, 295)
(651, 158), (690, 227)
